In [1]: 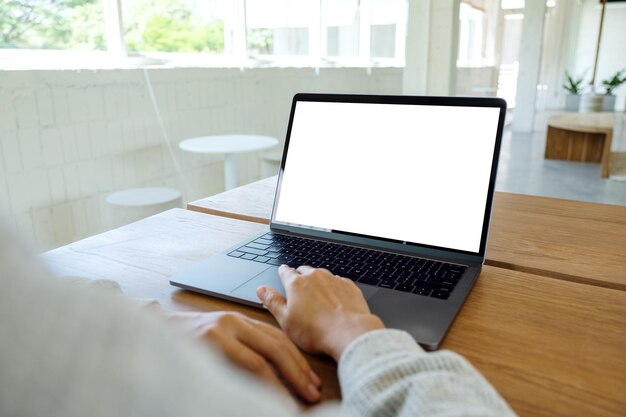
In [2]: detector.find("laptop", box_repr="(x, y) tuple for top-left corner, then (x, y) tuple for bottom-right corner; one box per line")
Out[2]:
(171, 93), (506, 350)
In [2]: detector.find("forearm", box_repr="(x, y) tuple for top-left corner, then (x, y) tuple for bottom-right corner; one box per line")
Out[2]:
(338, 329), (516, 417)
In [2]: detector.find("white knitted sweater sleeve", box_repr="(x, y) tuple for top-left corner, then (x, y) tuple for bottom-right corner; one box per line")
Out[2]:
(337, 329), (517, 417)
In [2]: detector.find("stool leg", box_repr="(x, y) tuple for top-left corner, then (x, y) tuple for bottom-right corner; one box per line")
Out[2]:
(224, 153), (237, 190)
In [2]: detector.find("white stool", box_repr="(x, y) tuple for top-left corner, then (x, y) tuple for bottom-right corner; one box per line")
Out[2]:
(105, 187), (182, 228)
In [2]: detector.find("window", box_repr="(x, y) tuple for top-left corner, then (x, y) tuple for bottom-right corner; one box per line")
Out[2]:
(1, 0), (407, 68)
(122, 0), (226, 54)
(1, 0), (105, 50)
(322, 0), (360, 58)
(246, 0), (317, 57)
(321, 0), (406, 62)
(458, 2), (486, 67)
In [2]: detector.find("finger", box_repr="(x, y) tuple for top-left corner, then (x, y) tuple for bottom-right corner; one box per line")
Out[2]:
(256, 322), (313, 374)
(259, 323), (322, 388)
(222, 338), (290, 394)
(239, 323), (321, 402)
(296, 265), (315, 274)
(256, 286), (287, 322)
(278, 264), (300, 287)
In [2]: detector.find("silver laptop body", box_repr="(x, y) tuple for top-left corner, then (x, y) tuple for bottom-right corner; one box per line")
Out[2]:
(171, 93), (506, 350)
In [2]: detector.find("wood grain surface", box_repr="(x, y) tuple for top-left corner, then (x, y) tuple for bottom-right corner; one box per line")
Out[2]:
(42, 209), (626, 417)
(188, 177), (626, 290)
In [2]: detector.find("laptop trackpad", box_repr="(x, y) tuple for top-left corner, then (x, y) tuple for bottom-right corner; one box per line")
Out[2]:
(357, 283), (379, 300)
(231, 266), (285, 302)
(231, 269), (378, 303)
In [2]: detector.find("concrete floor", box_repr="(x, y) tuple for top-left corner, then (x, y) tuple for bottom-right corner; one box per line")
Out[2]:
(495, 112), (626, 206)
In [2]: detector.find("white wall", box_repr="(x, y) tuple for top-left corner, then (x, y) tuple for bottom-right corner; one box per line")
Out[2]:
(572, 0), (626, 110)
(0, 67), (402, 250)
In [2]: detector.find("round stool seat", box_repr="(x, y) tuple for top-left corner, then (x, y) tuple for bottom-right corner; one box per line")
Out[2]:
(105, 187), (182, 229)
(106, 187), (182, 207)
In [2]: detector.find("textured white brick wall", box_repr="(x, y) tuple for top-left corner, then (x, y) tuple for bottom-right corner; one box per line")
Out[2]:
(0, 66), (402, 250)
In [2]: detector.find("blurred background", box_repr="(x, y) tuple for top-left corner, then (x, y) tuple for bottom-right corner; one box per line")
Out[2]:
(1, 0), (625, 250)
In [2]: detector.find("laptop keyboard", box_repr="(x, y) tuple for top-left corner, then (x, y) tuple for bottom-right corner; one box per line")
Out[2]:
(227, 232), (466, 300)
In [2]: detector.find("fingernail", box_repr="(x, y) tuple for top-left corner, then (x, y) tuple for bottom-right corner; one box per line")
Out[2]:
(256, 286), (267, 299)
(307, 383), (320, 401)
(309, 370), (322, 387)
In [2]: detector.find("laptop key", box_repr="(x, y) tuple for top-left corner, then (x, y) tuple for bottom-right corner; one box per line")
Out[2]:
(228, 251), (244, 258)
(358, 276), (381, 286)
(378, 281), (396, 289)
(334, 265), (351, 275)
(240, 246), (268, 256)
(396, 276), (415, 286)
(267, 258), (283, 266)
(414, 285), (434, 297)
(431, 291), (450, 300)
(241, 253), (257, 261)
(254, 256), (270, 263)
(447, 271), (464, 280)
(395, 284), (415, 292)
(341, 270), (361, 281)
(247, 242), (270, 250)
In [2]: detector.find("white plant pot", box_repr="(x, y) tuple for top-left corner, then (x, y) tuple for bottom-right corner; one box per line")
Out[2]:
(564, 94), (581, 111)
(602, 95), (616, 112)
(579, 94), (604, 113)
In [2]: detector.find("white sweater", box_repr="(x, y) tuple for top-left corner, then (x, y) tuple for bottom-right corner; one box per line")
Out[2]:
(0, 221), (516, 417)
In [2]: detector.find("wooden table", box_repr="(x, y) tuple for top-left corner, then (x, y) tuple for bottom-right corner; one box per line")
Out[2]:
(188, 176), (626, 291)
(544, 112), (615, 177)
(42, 208), (626, 417)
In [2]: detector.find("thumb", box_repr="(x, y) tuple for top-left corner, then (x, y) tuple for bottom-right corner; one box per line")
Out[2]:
(256, 286), (287, 322)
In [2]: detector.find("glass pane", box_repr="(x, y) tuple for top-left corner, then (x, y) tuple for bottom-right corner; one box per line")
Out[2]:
(322, 0), (359, 57)
(1, 0), (105, 50)
(246, 0), (316, 56)
(123, 0), (227, 53)
(369, 0), (405, 59)
(370, 24), (395, 58)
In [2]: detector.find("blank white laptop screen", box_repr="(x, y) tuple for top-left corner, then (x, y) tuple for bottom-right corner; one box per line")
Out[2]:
(273, 101), (501, 253)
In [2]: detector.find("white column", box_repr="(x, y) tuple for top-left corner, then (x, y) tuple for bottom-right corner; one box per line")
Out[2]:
(359, 0), (372, 64)
(403, 0), (460, 96)
(103, 0), (126, 57)
(403, 0), (430, 94)
(512, 0), (546, 132)
(427, 0), (460, 95)
(308, 0), (321, 64)
(232, 0), (248, 60)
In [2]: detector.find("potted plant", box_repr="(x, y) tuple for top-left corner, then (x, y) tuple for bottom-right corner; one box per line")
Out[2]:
(601, 69), (626, 111)
(563, 71), (585, 111)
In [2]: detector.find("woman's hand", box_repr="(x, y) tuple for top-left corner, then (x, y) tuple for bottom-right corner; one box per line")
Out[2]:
(166, 311), (321, 403)
(256, 265), (385, 362)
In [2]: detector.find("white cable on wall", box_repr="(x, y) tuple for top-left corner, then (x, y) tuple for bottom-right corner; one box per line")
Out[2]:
(142, 68), (193, 197)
